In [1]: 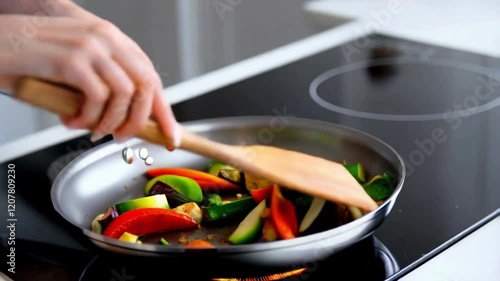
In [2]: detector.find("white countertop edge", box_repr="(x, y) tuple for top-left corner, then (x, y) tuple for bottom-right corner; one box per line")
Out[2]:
(304, 1), (500, 59)
(163, 19), (361, 104)
(0, 125), (89, 164)
(0, 19), (367, 163)
(379, 28), (500, 60)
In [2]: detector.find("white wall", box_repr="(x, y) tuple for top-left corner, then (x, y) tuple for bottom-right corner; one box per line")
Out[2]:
(0, 95), (43, 144)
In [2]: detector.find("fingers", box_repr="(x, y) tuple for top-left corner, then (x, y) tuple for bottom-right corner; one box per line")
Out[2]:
(0, 75), (17, 92)
(152, 89), (181, 149)
(110, 24), (154, 68)
(58, 59), (108, 129)
(5, 17), (179, 146)
(80, 20), (161, 140)
(4, 29), (111, 131)
(96, 32), (179, 145)
(104, 49), (175, 143)
(114, 83), (154, 141)
(92, 58), (135, 140)
(51, 20), (155, 140)
(46, 22), (140, 139)
(105, 55), (158, 140)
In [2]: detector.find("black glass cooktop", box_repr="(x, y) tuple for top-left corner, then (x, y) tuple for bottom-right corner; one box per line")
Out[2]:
(172, 34), (500, 270)
(1, 34), (500, 280)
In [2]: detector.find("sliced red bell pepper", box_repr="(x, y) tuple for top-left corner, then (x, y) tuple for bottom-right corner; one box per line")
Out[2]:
(102, 208), (197, 239)
(146, 167), (241, 192)
(270, 185), (298, 240)
(251, 185), (274, 203)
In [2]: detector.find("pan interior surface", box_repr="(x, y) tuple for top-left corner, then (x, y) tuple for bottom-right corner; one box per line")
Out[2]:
(51, 116), (405, 259)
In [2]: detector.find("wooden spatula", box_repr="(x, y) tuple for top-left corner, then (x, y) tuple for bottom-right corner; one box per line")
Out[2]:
(13, 78), (378, 212)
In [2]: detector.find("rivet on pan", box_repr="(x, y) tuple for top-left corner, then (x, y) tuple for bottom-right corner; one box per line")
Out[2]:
(122, 147), (134, 164)
(138, 147), (149, 160)
(145, 156), (154, 165)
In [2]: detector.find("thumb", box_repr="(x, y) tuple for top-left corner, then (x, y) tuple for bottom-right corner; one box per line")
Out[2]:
(0, 75), (19, 94)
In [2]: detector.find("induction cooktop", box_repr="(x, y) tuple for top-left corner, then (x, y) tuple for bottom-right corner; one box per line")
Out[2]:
(172, 33), (500, 273)
(1, 34), (499, 280)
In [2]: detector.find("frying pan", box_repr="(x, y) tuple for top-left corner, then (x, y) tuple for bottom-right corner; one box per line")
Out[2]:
(50, 116), (405, 273)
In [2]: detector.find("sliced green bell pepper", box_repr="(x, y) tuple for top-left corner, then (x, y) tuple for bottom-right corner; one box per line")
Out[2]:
(362, 172), (394, 201)
(344, 163), (366, 183)
(202, 196), (255, 222)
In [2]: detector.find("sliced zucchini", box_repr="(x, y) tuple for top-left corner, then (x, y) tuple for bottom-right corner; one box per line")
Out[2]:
(115, 194), (170, 215)
(228, 199), (267, 245)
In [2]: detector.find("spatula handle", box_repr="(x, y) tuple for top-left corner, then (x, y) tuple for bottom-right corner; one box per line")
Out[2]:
(13, 77), (168, 145)
(14, 77), (239, 164)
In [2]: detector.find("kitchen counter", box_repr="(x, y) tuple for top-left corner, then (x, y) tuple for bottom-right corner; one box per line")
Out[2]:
(1, 0), (500, 163)
(304, 0), (500, 59)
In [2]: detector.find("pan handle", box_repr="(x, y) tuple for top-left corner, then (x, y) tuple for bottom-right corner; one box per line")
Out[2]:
(13, 77), (168, 146)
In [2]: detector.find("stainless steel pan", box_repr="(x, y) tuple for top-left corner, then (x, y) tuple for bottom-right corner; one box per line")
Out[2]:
(50, 116), (405, 272)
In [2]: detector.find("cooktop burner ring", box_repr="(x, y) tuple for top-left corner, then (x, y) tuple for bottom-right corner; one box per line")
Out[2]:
(309, 57), (500, 121)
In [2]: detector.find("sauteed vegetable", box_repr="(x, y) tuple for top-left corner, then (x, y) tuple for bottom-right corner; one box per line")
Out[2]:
(90, 161), (395, 246)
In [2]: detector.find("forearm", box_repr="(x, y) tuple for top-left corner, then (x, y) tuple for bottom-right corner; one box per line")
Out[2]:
(0, 0), (92, 19)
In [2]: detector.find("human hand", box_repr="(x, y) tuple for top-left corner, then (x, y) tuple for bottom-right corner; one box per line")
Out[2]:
(0, 14), (181, 148)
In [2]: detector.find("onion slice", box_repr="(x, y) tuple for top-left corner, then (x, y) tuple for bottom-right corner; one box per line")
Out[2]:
(299, 197), (326, 233)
